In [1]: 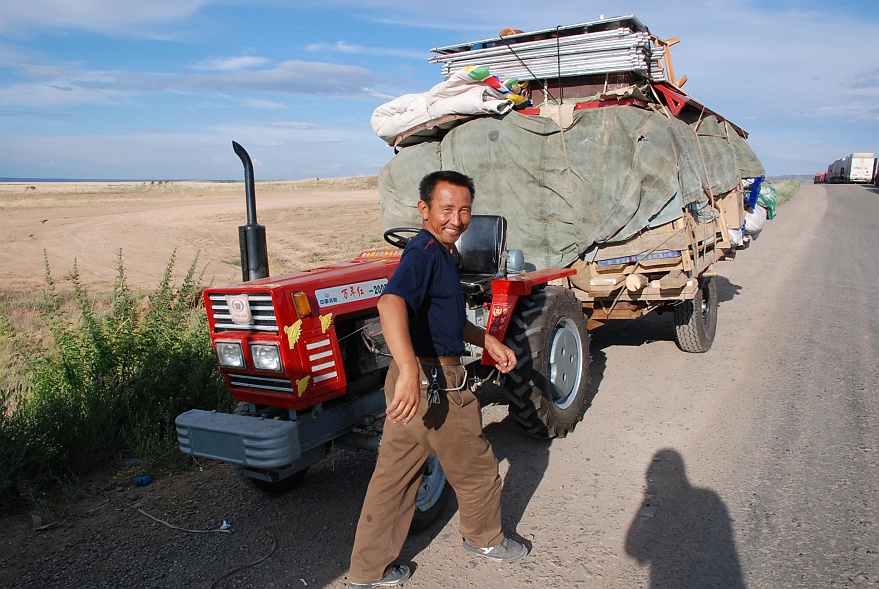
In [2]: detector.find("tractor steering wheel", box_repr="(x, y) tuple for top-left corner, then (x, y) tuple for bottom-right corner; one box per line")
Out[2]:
(383, 227), (421, 249)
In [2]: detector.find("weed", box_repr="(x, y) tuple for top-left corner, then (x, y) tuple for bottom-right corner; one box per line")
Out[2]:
(0, 250), (230, 514)
(774, 180), (799, 205)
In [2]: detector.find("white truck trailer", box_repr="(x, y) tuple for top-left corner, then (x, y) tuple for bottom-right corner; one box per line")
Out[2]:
(829, 153), (876, 183)
(845, 153), (876, 183)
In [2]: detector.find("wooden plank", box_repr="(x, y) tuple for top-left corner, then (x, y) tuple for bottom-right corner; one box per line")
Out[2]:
(572, 280), (697, 302)
(593, 227), (689, 261)
(625, 273), (649, 291)
(589, 273), (625, 288)
(658, 270), (689, 289)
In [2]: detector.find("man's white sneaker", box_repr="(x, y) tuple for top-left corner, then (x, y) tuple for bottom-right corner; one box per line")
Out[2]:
(463, 536), (529, 562)
(347, 564), (411, 588)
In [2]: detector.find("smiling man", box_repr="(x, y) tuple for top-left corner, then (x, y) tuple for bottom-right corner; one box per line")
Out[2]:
(347, 170), (528, 588)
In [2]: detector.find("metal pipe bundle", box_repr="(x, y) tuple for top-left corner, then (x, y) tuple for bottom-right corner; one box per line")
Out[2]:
(429, 28), (666, 83)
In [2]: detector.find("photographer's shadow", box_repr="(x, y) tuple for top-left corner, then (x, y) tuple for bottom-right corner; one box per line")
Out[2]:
(483, 415), (552, 537)
(625, 448), (745, 588)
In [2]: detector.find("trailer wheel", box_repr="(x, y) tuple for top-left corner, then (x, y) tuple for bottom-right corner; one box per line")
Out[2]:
(410, 454), (452, 531)
(673, 275), (718, 353)
(233, 402), (309, 493)
(503, 286), (590, 439)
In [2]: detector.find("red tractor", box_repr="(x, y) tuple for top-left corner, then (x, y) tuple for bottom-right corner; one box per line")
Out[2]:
(176, 144), (590, 527)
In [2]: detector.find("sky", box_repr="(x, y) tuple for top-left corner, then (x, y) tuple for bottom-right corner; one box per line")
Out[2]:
(0, 0), (877, 180)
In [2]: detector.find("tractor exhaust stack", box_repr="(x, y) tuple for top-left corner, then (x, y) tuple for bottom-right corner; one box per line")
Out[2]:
(232, 141), (269, 281)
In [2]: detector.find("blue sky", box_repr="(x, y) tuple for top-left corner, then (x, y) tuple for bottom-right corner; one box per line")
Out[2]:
(1, 0), (876, 180)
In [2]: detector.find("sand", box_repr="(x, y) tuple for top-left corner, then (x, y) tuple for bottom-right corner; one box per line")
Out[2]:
(0, 179), (385, 297)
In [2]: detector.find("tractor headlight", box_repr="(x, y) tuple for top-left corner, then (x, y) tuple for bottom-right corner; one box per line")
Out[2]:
(216, 342), (245, 369)
(251, 343), (282, 372)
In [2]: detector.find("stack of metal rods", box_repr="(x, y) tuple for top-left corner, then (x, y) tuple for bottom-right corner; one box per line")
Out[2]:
(429, 28), (666, 83)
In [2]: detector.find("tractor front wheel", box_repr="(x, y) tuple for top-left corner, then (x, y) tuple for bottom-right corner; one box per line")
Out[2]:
(410, 454), (452, 531)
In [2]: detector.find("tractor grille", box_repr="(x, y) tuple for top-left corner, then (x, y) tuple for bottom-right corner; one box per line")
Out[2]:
(208, 292), (278, 333)
(227, 371), (294, 393)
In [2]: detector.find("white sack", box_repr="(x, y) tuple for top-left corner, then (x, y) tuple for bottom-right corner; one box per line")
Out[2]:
(743, 205), (767, 237)
(370, 69), (513, 145)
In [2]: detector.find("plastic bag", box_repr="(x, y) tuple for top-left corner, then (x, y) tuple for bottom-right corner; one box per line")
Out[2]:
(728, 227), (745, 247)
(744, 205), (767, 237)
(757, 185), (777, 219)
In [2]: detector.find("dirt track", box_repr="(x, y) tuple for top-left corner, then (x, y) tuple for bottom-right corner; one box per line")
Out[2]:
(1, 182), (876, 588)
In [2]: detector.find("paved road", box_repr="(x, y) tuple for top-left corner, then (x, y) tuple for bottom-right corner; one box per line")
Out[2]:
(589, 182), (879, 588)
(707, 183), (879, 588)
(409, 181), (879, 588)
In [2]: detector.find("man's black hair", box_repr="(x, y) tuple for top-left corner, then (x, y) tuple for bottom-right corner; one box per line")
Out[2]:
(419, 170), (476, 206)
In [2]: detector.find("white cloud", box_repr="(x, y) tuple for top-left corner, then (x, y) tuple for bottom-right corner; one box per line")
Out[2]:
(814, 103), (879, 122)
(305, 41), (425, 59)
(0, 81), (131, 106)
(184, 60), (384, 97)
(0, 58), (392, 107)
(3, 1), (877, 179)
(0, 0), (214, 35)
(270, 121), (323, 130)
(241, 97), (287, 109)
(191, 56), (271, 72)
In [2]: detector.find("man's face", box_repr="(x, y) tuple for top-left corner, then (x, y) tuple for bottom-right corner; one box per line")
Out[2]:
(418, 180), (472, 250)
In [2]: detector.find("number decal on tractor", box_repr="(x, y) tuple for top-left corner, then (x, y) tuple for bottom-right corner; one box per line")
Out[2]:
(315, 279), (389, 308)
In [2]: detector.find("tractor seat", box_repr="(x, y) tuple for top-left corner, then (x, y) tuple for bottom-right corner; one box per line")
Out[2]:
(455, 215), (507, 295)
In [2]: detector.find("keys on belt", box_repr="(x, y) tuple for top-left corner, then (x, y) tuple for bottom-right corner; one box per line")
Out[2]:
(427, 367), (441, 406)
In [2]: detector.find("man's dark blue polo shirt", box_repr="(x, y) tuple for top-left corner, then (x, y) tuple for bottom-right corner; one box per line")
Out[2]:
(383, 229), (465, 357)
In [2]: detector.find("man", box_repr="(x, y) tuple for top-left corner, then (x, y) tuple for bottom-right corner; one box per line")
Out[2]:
(347, 170), (529, 588)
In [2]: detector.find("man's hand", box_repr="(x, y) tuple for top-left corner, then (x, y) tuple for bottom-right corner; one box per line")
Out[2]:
(377, 293), (421, 424)
(385, 367), (420, 424)
(483, 333), (517, 374)
(463, 321), (518, 373)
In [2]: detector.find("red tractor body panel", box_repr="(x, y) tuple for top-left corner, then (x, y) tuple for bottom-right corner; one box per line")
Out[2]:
(203, 249), (402, 410)
(482, 267), (578, 365)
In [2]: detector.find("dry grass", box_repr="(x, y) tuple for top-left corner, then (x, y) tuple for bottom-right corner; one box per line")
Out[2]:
(0, 177), (379, 209)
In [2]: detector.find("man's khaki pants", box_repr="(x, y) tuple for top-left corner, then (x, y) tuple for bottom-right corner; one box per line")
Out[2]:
(348, 359), (504, 584)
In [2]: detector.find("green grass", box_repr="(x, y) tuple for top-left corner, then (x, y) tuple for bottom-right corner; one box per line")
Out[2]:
(773, 180), (799, 205)
(0, 250), (231, 515)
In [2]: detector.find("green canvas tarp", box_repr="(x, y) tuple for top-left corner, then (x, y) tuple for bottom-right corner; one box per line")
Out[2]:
(380, 105), (764, 270)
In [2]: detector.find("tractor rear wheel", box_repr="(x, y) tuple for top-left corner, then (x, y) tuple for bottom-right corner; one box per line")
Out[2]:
(673, 275), (718, 353)
(503, 286), (590, 438)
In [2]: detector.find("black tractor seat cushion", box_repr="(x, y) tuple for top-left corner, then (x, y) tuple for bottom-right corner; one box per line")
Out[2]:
(456, 215), (507, 295)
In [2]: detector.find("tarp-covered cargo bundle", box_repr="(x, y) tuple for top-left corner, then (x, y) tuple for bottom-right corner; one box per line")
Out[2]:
(375, 16), (765, 271)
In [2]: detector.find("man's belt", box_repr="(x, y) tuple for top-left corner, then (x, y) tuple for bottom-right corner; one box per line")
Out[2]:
(417, 356), (463, 367)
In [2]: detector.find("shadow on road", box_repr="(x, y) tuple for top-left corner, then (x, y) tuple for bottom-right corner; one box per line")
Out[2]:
(715, 274), (742, 303)
(588, 312), (673, 349)
(483, 415), (551, 537)
(581, 273), (743, 354)
(625, 448), (745, 588)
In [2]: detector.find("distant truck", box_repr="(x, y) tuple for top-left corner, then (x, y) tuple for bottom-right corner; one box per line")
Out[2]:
(826, 152), (876, 183)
